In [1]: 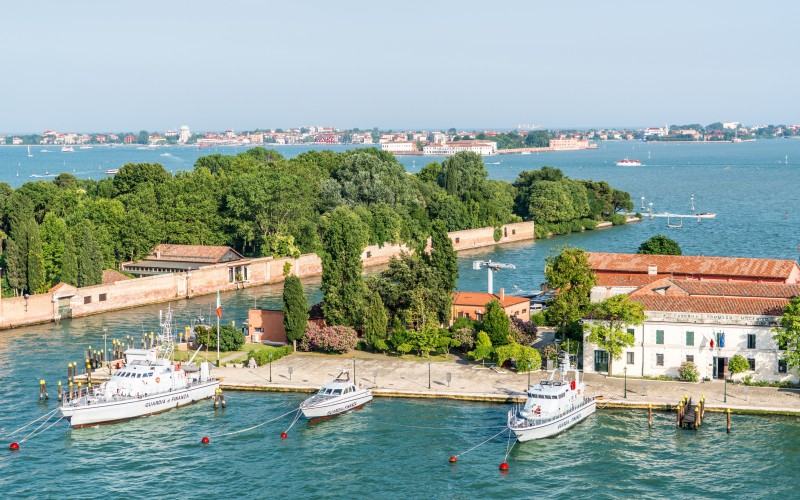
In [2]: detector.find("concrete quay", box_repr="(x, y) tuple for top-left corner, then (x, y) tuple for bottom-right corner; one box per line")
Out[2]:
(210, 352), (800, 415)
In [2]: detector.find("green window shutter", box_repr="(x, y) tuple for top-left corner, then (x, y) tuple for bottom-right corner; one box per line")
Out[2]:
(656, 330), (664, 345)
(686, 331), (694, 346)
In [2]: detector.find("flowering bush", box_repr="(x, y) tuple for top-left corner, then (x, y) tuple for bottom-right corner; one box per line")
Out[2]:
(452, 327), (476, 351)
(510, 317), (538, 345)
(299, 324), (358, 353)
(678, 361), (699, 382)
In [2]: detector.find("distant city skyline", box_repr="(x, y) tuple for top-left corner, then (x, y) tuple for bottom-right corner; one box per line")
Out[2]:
(2, 1), (797, 132)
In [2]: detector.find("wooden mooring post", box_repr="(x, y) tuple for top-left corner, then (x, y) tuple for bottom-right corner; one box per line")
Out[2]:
(726, 408), (731, 433)
(648, 404), (653, 428)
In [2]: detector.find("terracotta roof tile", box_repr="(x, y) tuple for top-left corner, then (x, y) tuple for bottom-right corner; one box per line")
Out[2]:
(452, 291), (529, 308)
(102, 269), (129, 285)
(148, 244), (242, 263)
(633, 296), (787, 316)
(596, 273), (665, 287)
(587, 252), (799, 281)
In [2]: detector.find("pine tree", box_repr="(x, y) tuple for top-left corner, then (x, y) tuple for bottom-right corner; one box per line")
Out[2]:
(76, 221), (103, 287)
(282, 275), (308, 351)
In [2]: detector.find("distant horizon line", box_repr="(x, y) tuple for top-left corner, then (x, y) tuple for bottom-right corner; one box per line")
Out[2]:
(2, 121), (795, 136)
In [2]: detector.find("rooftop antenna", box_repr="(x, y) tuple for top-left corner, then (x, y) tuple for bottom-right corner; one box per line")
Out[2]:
(473, 260), (516, 294)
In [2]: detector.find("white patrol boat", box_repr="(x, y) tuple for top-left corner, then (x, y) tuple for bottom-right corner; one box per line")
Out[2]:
(58, 308), (219, 428)
(300, 370), (372, 419)
(507, 351), (596, 441)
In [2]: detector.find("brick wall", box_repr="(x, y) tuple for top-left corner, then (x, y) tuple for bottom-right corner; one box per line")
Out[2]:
(0, 222), (533, 329)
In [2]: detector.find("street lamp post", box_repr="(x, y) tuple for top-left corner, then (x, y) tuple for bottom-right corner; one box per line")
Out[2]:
(624, 366), (628, 399)
(428, 354), (431, 389)
(268, 352), (273, 383)
(724, 371), (728, 403)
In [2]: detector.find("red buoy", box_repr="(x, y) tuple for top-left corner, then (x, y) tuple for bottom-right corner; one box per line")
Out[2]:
(280, 432), (288, 440)
(9, 442), (20, 451)
(499, 462), (509, 472)
(201, 437), (210, 444)
(449, 456), (457, 463)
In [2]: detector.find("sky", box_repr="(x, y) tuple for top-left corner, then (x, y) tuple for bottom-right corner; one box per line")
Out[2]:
(1, 0), (797, 133)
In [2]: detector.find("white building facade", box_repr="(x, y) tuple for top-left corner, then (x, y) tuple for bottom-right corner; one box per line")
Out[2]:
(584, 310), (794, 383)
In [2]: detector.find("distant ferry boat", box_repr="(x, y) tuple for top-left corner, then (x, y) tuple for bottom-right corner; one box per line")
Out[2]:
(616, 158), (641, 166)
(104, 169), (119, 175)
(61, 146), (74, 152)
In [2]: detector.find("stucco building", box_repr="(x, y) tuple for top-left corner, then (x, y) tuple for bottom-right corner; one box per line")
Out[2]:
(451, 289), (530, 324)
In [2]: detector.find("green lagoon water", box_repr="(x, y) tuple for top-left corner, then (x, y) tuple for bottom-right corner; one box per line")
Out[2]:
(1, 140), (799, 497)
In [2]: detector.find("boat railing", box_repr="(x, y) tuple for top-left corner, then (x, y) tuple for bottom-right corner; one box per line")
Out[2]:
(61, 376), (214, 406)
(509, 397), (596, 428)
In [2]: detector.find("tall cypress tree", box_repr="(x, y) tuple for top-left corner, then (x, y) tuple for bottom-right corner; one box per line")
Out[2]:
(61, 232), (78, 286)
(321, 206), (368, 328)
(363, 289), (388, 348)
(76, 221), (103, 287)
(25, 219), (45, 294)
(282, 275), (308, 351)
(4, 238), (23, 295)
(427, 219), (458, 292)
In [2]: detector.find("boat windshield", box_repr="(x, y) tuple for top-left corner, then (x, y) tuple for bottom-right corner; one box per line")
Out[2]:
(332, 389), (342, 395)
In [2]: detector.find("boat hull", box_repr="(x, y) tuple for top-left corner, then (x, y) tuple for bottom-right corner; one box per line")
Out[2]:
(300, 391), (373, 419)
(509, 399), (596, 442)
(59, 380), (219, 428)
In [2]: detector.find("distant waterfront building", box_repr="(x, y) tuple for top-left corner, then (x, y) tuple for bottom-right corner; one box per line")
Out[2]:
(423, 140), (497, 156)
(381, 142), (416, 153)
(178, 125), (191, 143)
(549, 138), (590, 150)
(722, 121), (740, 130)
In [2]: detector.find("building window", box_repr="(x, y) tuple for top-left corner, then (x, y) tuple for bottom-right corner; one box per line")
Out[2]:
(627, 352), (634, 365)
(779, 360), (788, 374)
(512, 229), (516, 235)
(685, 331), (694, 346)
(476, 313), (484, 322)
(686, 355), (694, 363)
(228, 267), (235, 283)
(627, 328), (635, 335)
(455, 237), (460, 244)
(99, 293), (107, 302)
(747, 334), (756, 349)
(366, 251), (372, 258)
(84, 296), (92, 304)
(656, 353), (664, 366)
(747, 358), (756, 371)
(655, 330), (664, 345)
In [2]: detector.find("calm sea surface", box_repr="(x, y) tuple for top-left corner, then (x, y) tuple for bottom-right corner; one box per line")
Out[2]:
(1, 140), (799, 497)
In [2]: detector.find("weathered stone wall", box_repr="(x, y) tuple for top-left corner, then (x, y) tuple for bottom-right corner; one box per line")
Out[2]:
(0, 221), (534, 329)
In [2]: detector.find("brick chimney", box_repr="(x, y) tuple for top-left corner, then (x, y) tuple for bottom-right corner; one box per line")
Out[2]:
(648, 265), (657, 275)
(499, 287), (505, 302)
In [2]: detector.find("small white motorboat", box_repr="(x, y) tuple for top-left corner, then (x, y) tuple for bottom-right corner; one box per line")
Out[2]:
(507, 351), (596, 441)
(300, 370), (372, 419)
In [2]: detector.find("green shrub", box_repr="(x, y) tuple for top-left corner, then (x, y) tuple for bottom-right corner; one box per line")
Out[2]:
(247, 345), (293, 366)
(678, 361), (699, 382)
(609, 213), (627, 226)
(728, 354), (750, 374)
(530, 312), (548, 326)
(493, 226), (502, 242)
(580, 218), (598, 230)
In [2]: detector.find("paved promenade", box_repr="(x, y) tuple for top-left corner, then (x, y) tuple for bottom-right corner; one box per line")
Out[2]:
(213, 351), (800, 415)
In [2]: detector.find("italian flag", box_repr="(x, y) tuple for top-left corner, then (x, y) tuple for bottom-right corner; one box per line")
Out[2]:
(216, 290), (222, 318)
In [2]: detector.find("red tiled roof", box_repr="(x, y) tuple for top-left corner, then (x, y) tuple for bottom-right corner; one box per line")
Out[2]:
(148, 244), (242, 263)
(666, 280), (800, 298)
(452, 291), (529, 308)
(633, 296), (787, 316)
(587, 252), (798, 281)
(595, 273), (665, 287)
(102, 269), (129, 285)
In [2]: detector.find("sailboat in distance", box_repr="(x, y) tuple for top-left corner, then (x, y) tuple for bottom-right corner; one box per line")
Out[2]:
(27, 145), (33, 157)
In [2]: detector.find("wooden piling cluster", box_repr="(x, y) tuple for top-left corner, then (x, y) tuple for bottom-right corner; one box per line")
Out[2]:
(676, 394), (706, 430)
